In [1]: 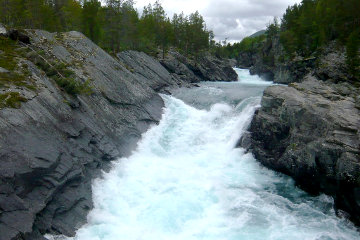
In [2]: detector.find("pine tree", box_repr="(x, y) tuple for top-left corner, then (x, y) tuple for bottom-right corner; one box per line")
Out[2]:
(82, 0), (102, 44)
(346, 31), (360, 79)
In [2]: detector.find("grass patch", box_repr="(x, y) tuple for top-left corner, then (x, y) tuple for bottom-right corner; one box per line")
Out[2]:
(0, 36), (35, 90)
(0, 92), (27, 109)
(0, 36), (18, 71)
(1, 36), (92, 96)
(289, 142), (298, 151)
(27, 51), (93, 95)
(54, 77), (93, 95)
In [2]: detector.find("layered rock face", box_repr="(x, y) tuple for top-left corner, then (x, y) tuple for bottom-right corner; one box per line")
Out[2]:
(0, 30), (168, 240)
(246, 75), (360, 224)
(160, 50), (238, 83)
(0, 29), (237, 240)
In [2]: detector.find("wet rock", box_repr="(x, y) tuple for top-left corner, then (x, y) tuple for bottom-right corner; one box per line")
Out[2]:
(246, 75), (360, 225)
(0, 23), (7, 36)
(0, 67), (9, 73)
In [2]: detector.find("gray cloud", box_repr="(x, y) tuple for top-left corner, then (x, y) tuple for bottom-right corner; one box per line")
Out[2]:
(203, 0), (301, 42)
(207, 15), (271, 42)
(135, 0), (301, 42)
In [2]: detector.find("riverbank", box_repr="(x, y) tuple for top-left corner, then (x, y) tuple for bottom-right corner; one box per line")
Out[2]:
(237, 32), (360, 226)
(246, 76), (360, 225)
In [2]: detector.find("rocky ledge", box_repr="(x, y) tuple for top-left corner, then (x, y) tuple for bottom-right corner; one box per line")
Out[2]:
(244, 75), (360, 224)
(160, 50), (238, 83)
(0, 26), (236, 240)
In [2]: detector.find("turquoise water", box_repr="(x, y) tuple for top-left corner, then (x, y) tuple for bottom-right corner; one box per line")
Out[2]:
(47, 69), (359, 240)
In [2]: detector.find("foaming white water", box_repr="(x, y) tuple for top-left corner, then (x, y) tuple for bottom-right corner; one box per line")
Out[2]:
(48, 92), (359, 240)
(235, 68), (272, 85)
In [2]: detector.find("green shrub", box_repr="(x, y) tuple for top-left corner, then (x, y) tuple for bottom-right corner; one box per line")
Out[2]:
(27, 50), (92, 95)
(55, 77), (93, 95)
(0, 37), (36, 90)
(346, 31), (360, 79)
(0, 92), (27, 109)
(0, 36), (18, 71)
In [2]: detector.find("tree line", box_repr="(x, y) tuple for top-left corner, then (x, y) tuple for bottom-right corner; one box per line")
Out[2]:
(0, 0), (213, 57)
(280, 0), (359, 77)
(280, 0), (359, 55)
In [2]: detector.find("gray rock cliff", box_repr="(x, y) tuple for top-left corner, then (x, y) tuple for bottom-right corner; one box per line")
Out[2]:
(245, 75), (360, 224)
(0, 30), (167, 240)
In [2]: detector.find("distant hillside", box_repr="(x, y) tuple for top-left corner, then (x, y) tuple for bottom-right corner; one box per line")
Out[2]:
(249, 30), (266, 38)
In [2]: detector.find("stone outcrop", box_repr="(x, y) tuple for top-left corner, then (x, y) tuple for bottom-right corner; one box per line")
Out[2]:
(116, 51), (185, 92)
(0, 28), (236, 240)
(160, 50), (238, 83)
(314, 42), (354, 83)
(0, 30), (168, 240)
(244, 75), (360, 224)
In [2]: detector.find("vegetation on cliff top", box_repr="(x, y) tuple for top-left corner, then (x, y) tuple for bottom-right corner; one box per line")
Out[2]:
(0, 36), (35, 90)
(279, 0), (359, 56)
(0, 34), (92, 109)
(26, 49), (93, 95)
(0, 0), (214, 58)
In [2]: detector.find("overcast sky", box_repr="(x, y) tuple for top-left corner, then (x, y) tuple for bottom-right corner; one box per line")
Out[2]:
(135, 0), (302, 42)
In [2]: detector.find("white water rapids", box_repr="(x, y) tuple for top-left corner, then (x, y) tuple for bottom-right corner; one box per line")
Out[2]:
(48, 69), (359, 240)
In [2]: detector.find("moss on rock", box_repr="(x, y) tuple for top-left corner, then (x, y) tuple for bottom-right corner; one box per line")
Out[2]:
(0, 91), (27, 109)
(0, 36), (36, 91)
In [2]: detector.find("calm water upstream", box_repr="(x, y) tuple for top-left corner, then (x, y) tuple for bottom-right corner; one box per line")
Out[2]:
(48, 68), (360, 240)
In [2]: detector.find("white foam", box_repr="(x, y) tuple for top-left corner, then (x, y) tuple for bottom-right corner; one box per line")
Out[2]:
(234, 68), (273, 85)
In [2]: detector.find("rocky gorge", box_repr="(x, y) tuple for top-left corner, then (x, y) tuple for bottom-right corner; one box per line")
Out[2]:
(239, 34), (360, 225)
(0, 25), (237, 240)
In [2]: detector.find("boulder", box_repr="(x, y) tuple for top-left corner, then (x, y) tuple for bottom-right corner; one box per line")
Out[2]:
(0, 23), (7, 36)
(246, 75), (360, 225)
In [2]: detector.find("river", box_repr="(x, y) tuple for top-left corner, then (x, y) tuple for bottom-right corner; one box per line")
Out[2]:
(48, 69), (359, 240)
